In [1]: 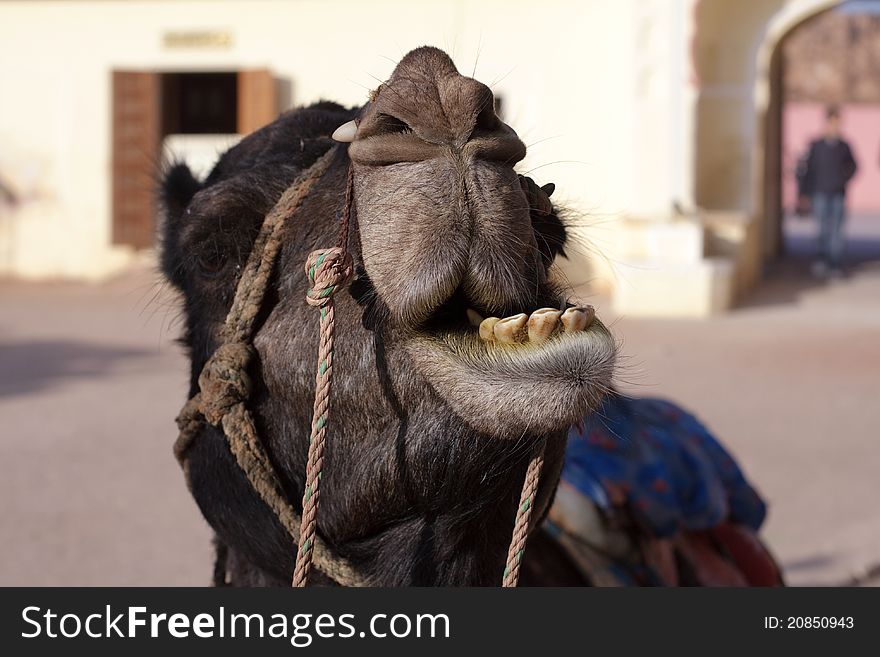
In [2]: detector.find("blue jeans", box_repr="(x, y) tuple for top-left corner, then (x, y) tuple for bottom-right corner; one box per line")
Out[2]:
(812, 193), (846, 268)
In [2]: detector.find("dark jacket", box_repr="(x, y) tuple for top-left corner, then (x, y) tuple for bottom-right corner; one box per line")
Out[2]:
(802, 137), (857, 196)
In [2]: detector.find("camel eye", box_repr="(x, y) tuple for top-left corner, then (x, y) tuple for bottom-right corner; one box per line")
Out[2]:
(195, 247), (229, 279)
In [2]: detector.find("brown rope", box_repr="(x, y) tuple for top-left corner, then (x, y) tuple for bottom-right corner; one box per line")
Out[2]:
(502, 437), (547, 587)
(291, 247), (353, 586)
(292, 165), (356, 586)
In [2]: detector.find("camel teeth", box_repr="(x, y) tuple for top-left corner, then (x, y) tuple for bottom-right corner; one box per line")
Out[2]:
(560, 306), (595, 333)
(560, 307), (586, 332)
(479, 317), (500, 342)
(478, 307), (595, 345)
(582, 305), (596, 328)
(466, 308), (484, 327)
(493, 313), (528, 344)
(527, 308), (562, 342)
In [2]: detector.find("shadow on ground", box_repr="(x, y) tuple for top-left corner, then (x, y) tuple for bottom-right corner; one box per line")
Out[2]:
(740, 214), (880, 309)
(0, 339), (152, 398)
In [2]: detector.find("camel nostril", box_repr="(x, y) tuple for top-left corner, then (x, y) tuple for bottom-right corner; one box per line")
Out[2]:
(473, 99), (499, 136)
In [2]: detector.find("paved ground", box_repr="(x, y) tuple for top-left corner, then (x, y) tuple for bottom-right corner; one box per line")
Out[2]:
(1, 215), (878, 586)
(0, 273), (211, 585)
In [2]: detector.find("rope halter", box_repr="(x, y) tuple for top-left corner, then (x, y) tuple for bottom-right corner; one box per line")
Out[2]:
(173, 142), (545, 588)
(305, 248), (355, 308)
(197, 342), (254, 426)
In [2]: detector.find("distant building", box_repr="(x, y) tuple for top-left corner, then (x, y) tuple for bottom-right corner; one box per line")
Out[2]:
(0, 0), (852, 315)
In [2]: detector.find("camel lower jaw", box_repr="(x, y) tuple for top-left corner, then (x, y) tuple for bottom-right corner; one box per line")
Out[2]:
(402, 317), (617, 436)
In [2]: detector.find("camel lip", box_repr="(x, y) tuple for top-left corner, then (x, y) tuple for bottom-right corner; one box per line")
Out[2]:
(400, 314), (617, 436)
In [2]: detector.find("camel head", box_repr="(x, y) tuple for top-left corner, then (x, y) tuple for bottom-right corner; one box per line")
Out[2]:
(341, 47), (615, 437)
(160, 47), (615, 585)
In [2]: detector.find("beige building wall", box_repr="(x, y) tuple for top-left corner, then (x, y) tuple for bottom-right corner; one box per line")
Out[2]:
(0, 0), (850, 316)
(0, 0), (645, 280)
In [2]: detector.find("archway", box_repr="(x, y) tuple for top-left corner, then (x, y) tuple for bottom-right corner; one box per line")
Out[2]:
(762, 1), (880, 272)
(691, 0), (842, 298)
(754, 0), (842, 262)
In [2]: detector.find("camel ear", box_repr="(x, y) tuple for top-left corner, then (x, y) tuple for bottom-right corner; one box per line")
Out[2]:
(162, 162), (201, 223)
(160, 163), (201, 289)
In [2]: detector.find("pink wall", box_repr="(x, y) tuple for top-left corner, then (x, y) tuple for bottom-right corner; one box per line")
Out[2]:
(782, 102), (880, 213)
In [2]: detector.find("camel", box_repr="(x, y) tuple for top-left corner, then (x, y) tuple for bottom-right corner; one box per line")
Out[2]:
(161, 46), (779, 587)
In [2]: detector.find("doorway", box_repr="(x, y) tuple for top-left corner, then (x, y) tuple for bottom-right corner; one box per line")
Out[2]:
(111, 69), (277, 248)
(769, 3), (880, 268)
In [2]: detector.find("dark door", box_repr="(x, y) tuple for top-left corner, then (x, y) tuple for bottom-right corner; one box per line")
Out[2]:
(111, 69), (277, 249)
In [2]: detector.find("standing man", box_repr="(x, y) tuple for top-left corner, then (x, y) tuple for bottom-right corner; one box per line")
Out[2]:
(800, 106), (858, 278)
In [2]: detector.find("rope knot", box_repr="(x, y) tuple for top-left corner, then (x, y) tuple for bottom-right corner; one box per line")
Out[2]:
(198, 341), (254, 425)
(305, 247), (354, 308)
